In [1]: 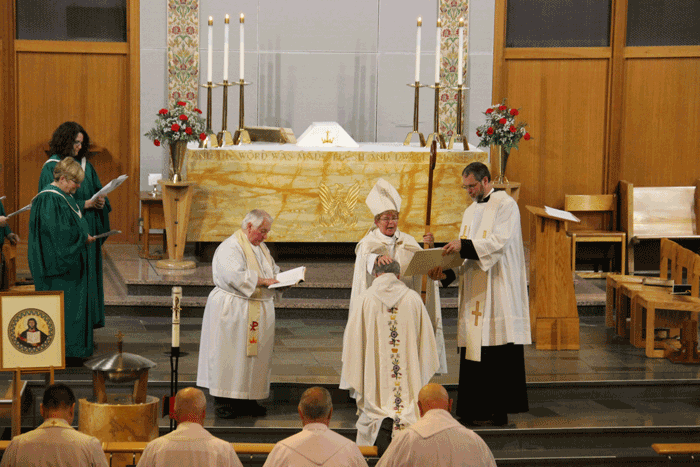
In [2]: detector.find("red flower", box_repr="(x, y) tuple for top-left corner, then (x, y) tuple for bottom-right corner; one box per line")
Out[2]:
(185, 127), (193, 135)
(171, 123), (180, 132)
(499, 105), (507, 111)
(476, 130), (482, 137)
(510, 108), (519, 116)
(524, 133), (531, 140)
(199, 133), (207, 140)
(179, 114), (188, 121)
(499, 118), (507, 125)
(485, 108), (494, 114)
(193, 108), (203, 114)
(158, 108), (168, 115)
(509, 125), (516, 133)
(154, 140), (161, 146)
(487, 127), (494, 135)
(177, 101), (186, 106)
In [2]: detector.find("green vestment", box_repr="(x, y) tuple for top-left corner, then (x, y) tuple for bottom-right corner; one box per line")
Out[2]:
(39, 155), (110, 329)
(28, 185), (95, 358)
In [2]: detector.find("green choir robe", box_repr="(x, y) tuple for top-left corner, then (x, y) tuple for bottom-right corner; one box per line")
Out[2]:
(39, 155), (110, 329)
(29, 185), (95, 358)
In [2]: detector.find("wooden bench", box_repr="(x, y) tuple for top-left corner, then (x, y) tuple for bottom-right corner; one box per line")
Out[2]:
(618, 180), (700, 273)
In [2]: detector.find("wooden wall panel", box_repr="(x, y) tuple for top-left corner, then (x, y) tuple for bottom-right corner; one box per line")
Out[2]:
(619, 57), (700, 187)
(503, 59), (610, 238)
(15, 52), (133, 243)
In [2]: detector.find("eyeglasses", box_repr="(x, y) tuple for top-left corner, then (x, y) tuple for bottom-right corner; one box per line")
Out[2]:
(73, 140), (83, 146)
(378, 216), (399, 223)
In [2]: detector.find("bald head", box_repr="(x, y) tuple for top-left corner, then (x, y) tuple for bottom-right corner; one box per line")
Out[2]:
(417, 383), (452, 417)
(174, 387), (207, 424)
(298, 387), (333, 426)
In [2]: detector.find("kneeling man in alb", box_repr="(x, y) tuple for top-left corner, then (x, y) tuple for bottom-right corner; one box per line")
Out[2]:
(341, 260), (439, 447)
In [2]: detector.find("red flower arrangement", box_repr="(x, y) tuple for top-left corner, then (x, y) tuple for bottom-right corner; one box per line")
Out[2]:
(145, 101), (206, 146)
(475, 100), (531, 152)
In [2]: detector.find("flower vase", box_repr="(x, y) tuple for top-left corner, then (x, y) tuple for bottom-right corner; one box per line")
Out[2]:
(168, 141), (188, 182)
(494, 145), (510, 184)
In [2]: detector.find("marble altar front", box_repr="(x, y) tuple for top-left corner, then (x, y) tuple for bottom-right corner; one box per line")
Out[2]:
(185, 143), (487, 242)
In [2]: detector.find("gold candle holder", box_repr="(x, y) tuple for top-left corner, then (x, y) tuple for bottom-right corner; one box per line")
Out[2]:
(426, 83), (447, 149)
(233, 79), (251, 145)
(448, 84), (469, 151)
(217, 80), (234, 146)
(403, 81), (426, 147)
(199, 82), (220, 148)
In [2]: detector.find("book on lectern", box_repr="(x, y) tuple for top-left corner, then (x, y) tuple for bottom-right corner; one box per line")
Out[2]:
(270, 266), (306, 288)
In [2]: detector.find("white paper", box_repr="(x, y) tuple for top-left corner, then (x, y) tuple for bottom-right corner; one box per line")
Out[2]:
(89, 174), (128, 202)
(403, 248), (464, 277)
(7, 203), (32, 218)
(148, 173), (162, 186)
(544, 205), (580, 223)
(269, 266), (306, 288)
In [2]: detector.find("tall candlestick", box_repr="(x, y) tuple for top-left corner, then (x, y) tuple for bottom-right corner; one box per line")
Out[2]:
(239, 13), (245, 81)
(457, 17), (464, 86)
(207, 16), (213, 83)
(171, 286), (182, 347)
(223, 15), (230, 81)
(435, 19), (441, 83)
(415, 17), (422, 82)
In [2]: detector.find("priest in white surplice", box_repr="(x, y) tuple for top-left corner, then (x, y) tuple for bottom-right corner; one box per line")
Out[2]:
(197, 209), (281, 418)
(263, 387), (368, 467)
(137, 388), (243, 467)
(341, 261), (440, 447)
(346, 178), (447, 382)
(376, 384), (496, 467)
(427, 162), (530, 426)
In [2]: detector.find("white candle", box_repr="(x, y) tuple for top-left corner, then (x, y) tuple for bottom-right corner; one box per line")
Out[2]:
(223, 15), (230, 81)
(457, 17), (464, 86)
(239, 13), (245, 81)
(435, 19), (441, 84)
(415, 17), (422, 83)
(207, 16), (213, 83)
(171, 286), (182, 347)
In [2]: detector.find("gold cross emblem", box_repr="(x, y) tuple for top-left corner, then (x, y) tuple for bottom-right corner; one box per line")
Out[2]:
(471, 301), (482, 326)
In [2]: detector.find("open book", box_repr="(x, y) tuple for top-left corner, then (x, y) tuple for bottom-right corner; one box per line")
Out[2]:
(269, 266), (306, 288)
(403, 248), (464, 277)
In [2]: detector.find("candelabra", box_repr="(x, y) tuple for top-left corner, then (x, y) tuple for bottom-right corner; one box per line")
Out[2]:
(448, 84), (469, 151)
(233, 79), (251, 145)
(217, 80), (234, 146)
(403, 81), (426, 147)
(426, 83), (447, 149)
(199, 82), (219, 148)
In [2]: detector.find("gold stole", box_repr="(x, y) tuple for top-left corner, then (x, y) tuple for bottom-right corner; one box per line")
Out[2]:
(234, 229), (275, 357)
(458, 194), (503, 362)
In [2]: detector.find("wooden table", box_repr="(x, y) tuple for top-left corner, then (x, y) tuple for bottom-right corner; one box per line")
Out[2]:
(139, 192), (166, 259)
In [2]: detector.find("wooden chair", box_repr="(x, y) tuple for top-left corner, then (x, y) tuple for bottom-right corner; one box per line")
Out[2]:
(565, 194), (626, 278)
(630, 247), (700, 358)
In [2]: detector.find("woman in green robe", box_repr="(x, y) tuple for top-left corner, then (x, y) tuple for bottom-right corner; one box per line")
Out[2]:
(0, 201), (20, 290)
(39, 122), (110, 330)
(29, 157), (97, 359)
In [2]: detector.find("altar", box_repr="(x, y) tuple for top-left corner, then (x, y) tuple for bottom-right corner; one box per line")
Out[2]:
(185, 143), (487, 242)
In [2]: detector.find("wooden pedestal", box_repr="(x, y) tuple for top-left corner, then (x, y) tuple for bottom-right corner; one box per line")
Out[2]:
(79, 395), (159, 467)
(527, 206), (580, 350)
(155, 181), (196, 270)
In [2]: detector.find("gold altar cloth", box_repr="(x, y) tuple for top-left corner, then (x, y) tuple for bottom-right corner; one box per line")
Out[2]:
(186, 143), (487, 242)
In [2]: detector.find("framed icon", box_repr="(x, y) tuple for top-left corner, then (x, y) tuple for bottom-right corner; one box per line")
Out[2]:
(0, 291), (64, 371)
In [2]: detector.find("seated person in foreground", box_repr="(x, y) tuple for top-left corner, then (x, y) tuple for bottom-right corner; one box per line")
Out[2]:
(137, 387), (243, 467)
(263, 387), (368, 467)
(376, 383), (497, 467)
(0, 383), (108, 467)
(341, 261), (439, 448)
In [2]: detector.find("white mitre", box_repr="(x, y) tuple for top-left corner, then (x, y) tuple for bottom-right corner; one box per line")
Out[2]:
(366, 178), (401, 216)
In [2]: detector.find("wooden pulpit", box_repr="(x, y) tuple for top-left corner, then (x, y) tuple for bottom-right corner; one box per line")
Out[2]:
(527, 206), (580, 350)
(156, 181), (196, 270)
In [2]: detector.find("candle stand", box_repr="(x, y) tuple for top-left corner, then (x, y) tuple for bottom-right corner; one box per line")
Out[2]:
(448, 84), (469, 151)
(199, 82), (219, 148)
(404, 81), (426, 147)
(233, 79), (251, 145)
(426, 83), (447, 149)
(217, 80), (234, 146)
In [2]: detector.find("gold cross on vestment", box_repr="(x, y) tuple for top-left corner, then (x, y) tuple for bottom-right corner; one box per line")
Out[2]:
(471, 302), (482, 326)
